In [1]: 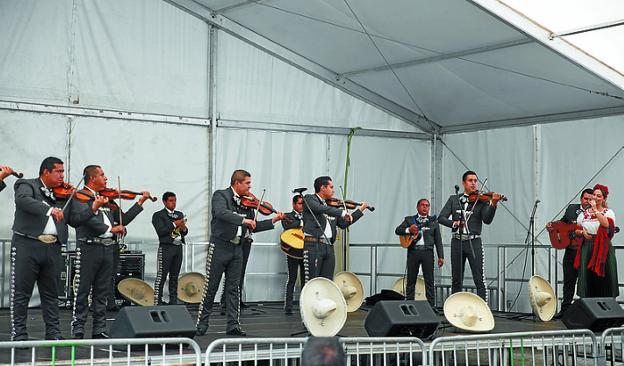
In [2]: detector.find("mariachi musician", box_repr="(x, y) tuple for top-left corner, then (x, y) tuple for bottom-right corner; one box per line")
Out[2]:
(438, 170), (503, 301)
(395, 198), (443, 307)
(10, 157), (70, 341)
(281, 194), (305, 315)
(302, 176), (370, 281)
(546, 188), (593, 318)
(152, 191), (188, 305)
(69, 165), (151, 339)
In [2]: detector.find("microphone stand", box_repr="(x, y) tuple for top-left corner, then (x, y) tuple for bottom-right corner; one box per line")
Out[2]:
(527, 200), (540, 277)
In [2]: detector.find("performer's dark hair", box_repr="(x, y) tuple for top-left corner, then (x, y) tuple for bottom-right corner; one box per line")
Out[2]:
(301, 337), (346, 366)
(462, 170), (477, 182)
(580, 188), (594, 199)
(417, 198), (429, 206)
(39, 156), (63, 176)
(82, 165), (101, 183)
(292, 195), (303, 204)
(314, 176), (332, 193)
(162, 191), (176, 201)
(230, 169), (251, 185)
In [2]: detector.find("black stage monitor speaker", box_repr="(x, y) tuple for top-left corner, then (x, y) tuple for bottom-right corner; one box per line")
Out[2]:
(364, 300), (439, 338)
(562, 297), (624, 332)
(110, 305), (196, 338)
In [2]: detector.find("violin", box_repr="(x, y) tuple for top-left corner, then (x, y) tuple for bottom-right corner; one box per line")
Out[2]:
(98, 188), (157, 202)
(240, 193), (283, 216)
(467, 191), (507, 203)
(326, 198), (375, 211)
(0, 168), (23, 178)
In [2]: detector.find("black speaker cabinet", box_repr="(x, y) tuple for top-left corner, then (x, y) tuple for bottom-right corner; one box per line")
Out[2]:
(562, 298), (624, 332)
(110, 305), (196, 338)
(364, 300), (439, 338)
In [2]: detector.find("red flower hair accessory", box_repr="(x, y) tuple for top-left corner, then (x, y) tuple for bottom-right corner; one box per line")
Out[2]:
(593, 183), (609, 198)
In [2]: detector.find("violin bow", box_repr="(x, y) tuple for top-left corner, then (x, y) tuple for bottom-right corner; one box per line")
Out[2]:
(338, 186), (349, 212)
(253, 189), (267, 223)
(60, 175), (86, 213)
(118, 176), (125, 244)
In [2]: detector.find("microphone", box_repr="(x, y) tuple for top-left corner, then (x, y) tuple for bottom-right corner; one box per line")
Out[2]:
(536, 199), (541, 204)
(454, 185), (460, 194)
(292, 187), (307, 194)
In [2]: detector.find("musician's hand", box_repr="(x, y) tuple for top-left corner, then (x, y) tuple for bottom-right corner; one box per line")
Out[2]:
(111, 225), (126, 234)
(452, 220), (463, 228)
(138, 191), (151, 205)
(590, 199), (597, 211)
(344, 213), (353, 223)
(243, 218), (257, 230)
(0, 165), (14, 179)
(174, 218), (186, 228)
(438, 258), (445, 267)
(50, 207), (64, 222)
(409, 224), (419, 235)
(92, 196), (108, 212)
(582, 228), (592, 240)
(272, 211), (285, 224)
(359, 202), (369, 212)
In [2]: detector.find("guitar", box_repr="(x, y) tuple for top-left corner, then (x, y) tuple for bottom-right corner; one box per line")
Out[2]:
(546, 221), (583, 249)
(399, 215), (436, 248)
(280, 228), (305, 259)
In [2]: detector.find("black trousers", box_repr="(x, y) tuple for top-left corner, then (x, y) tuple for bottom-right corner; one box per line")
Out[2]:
(220, 238), (251, 307)
(561, 247), (578, 310)
(406, 247), (435, 306)
(284, 255), (305, 311)
(71, 243), (114, 336)
(197, 241), (242, 332)
(303, 241), (335, 281)
(105, 243), (120, 308)
(10, 235), (62, 340)
(451, 237), (486, 301)
(154, 244), (183, 304)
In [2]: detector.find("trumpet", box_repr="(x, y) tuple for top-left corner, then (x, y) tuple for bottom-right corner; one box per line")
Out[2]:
(171, 215), (187, 240)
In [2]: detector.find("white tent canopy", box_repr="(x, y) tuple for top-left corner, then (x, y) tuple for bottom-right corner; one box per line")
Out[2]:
(168, 0), (624, 133)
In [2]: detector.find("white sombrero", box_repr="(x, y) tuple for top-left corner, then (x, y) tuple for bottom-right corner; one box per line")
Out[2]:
(528, 275), (556, 322)
(300, 277), (347, 336)
(118, 278), (155, 306)
(333, 271), (364, 312)
(443, 292), (495, 333)
(392, 276), (426, 301)
(177, 272), (205, 304)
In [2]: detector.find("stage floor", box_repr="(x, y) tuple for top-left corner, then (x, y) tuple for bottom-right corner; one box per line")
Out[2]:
(0, 303), (569, 364)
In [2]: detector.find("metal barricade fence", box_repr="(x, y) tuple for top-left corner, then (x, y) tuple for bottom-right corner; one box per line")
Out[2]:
(205, 337), (428, 366)
(429, 329), (599, 366)
(0, 337), (202, 366)
(601, 327), (624, 366)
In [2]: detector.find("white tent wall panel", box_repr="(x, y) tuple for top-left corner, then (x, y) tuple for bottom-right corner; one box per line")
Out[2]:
(0, 0), (210, 117)
(216, 31), (421, 132)
(0, 1), (72, 105)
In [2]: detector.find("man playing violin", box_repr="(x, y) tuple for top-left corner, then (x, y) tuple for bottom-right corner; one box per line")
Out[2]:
(10, 157), (70, 341)
(546, 188), (593, 318)
(152, 191), (188, 305)
(438, 170), (502, 301)
(0, 165), (16, 192)
(302, 176), (369, 281)
(196, 169), (284, 337)
(69, 165), (151, 339)
(395, 198), (443, 307)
